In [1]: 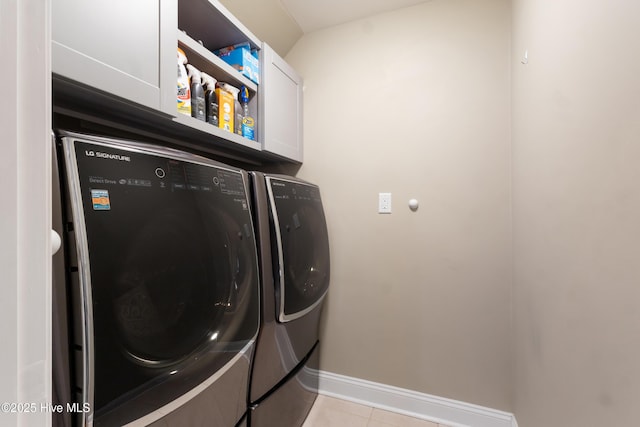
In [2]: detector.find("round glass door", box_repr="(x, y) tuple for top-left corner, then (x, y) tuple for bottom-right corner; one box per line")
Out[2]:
(113, 206), (232, 366)
(283, 205), (330, 303)
(267, 177), (330, 320)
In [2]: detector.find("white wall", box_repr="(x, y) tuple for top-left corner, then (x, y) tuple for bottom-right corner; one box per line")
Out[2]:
(0, 0), (52, 425)
(286, 0), (513, 410)
(218, 0), (302, 57)
(512, 0), (640, 425)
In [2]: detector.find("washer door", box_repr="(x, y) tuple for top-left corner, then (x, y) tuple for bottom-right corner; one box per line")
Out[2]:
(66, 138), (259, 426)
(112, 205), (242, 366)
(267, 177), (330, 322)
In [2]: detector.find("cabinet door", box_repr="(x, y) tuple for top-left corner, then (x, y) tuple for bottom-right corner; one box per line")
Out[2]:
(260, 43), (303, 162)
(52, 0), (175, 112)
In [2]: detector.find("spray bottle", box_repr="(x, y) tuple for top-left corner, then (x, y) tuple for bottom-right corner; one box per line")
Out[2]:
(186, 64), (205, 121)
(233, 92), (243, 136)
(240, 86), (255, 141)
(177, 48), (191, 116)
(219, 83), (240, 134)
(217, 82), (238, 133)
(201, 72), (219, 127)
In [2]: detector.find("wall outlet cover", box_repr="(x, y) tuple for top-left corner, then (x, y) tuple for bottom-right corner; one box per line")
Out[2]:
(378, 193), (392, 214)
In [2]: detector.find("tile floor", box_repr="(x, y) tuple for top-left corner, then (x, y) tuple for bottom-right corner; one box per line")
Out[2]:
(302, 395), (452, 427)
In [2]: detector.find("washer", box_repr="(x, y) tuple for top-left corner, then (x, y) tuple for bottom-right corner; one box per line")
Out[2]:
(52, 131), (260, 426)
(248, 172), (330, 427)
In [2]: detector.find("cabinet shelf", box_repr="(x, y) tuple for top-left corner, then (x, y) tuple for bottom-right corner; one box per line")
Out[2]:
(178, 0), (260, 51)
(172, 112), (261, 151)
(177, 30), (257, 93)
(175, 29), (260, 150)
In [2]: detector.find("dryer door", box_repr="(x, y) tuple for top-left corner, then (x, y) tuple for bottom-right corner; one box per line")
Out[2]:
(62, 136), (259, 426)
(266, 176), (330, 322)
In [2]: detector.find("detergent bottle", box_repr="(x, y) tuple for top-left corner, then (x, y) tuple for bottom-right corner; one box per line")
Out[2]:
(240, 86), (255, 141)
(201, 72), (219, 127)
(176, 48), (191, 116)
(186, 64), (205, 121)
(216, 82), (237, 133)
(224, 86), (242, 136)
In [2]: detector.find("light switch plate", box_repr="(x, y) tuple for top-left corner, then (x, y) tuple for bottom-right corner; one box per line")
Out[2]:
(378, 193), (392, 214)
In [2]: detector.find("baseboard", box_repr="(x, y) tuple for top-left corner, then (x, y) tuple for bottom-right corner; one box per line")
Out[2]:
(316, 371), (518, 427)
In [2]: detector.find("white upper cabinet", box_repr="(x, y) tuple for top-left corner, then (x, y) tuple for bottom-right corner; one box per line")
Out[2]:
(260, 43), (304, 163)
(51, 0), (303, 163)
(52, 0), (176, 113)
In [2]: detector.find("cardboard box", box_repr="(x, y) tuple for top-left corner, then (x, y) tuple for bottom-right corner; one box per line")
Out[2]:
(215, 44), (260, 85)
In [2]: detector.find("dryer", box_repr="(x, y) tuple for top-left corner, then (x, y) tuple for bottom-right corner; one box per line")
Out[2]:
(52, 131), (260, 426)
(248, 173), (330, 427)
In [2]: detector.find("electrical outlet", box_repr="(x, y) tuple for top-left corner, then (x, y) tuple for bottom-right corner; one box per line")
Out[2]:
(378, 193), (392, 214)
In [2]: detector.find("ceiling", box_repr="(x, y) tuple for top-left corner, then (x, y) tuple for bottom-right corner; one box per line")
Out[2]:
(218, 0), (435, 56)
(279, 0), (433, 33)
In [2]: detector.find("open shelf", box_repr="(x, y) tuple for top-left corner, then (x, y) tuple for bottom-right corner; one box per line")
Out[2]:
(177, 30), (258, 93)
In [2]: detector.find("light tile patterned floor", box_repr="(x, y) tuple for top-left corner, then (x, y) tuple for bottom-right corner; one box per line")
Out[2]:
(302, 395), (452, 427)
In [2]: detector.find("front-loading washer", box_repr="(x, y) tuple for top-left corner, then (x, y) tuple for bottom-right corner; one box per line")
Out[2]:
(52, 131), (260, 426)
(248, 172), (330, 427)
